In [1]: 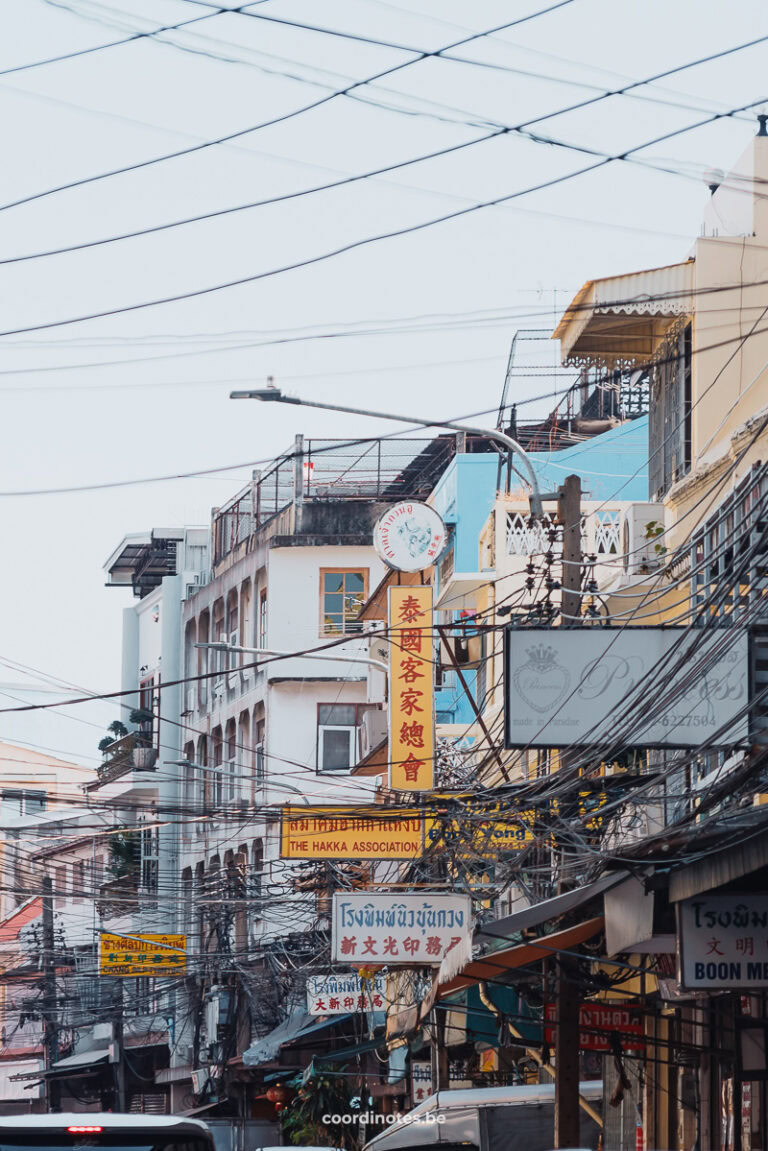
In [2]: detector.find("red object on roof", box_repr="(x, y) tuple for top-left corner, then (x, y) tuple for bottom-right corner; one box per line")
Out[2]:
(0, 898), (42, 943)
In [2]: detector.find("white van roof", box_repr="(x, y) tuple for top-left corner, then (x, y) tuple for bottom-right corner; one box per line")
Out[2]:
(0, 1117), (210, 1131)
(412, 1081), (602, 1113)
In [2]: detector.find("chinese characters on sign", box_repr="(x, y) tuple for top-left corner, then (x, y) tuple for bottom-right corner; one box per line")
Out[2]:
(544, 1003), (645, 1052)
(306, 973), (387, 1015)
(280, 806), (424, 860)
(99, 933), (186, 977)
(679, 894), (768, 988)
(389, 586), (434, 792)
(411, 1060), (433, 1106)
(331, 893), (471, 965)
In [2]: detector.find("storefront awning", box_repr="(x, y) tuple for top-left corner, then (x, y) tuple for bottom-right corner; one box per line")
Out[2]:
(476, 872), (627, 943)
(388, 918), (604, 1039)
(10, 1047), (110, 1082)
(434, 917), (604, 1000)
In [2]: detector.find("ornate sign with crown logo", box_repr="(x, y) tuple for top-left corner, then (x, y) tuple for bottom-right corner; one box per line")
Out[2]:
(505, 626), (750, 749)
(512, 643), (571, 714)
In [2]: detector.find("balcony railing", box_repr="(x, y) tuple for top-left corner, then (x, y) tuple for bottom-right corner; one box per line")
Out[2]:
(97, 732), (158, 784)
(213, 436), (455, 565)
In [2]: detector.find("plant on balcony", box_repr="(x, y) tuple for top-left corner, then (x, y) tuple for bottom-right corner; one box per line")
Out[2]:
(128, 707), (154, 727)
(107, 831), (140, 882)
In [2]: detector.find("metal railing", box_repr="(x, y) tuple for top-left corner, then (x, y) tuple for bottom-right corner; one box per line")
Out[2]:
(213, 436), (454, 564)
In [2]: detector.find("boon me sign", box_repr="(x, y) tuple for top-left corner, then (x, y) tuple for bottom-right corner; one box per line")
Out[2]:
(679, 895), (768, 988)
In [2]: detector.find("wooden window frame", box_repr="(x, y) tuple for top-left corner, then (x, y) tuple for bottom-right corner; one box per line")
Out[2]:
(318, 568), (369, 637)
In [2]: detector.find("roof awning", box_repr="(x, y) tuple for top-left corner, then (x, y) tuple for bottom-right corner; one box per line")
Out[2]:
(242, 1011), (354, 1068)
(476, 871), (627, 943)
(433, 917), (605, 1000)
(553, 260), (694, 366)
(387, 918), (604, 1040)
(435, 572), (494, 612)
(10, 1048), (110, 1082)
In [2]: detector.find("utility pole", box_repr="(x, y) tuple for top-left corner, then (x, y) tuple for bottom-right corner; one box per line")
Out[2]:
(554, 959), (581, 1148)
(113, 980), (127, 1111)
(554, 475), (582, 1146)
(557, 474), (582, 626)
(41, 874), (59, 1112)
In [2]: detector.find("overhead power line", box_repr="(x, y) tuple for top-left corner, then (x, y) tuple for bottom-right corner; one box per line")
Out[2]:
(0, 4), (239, 78)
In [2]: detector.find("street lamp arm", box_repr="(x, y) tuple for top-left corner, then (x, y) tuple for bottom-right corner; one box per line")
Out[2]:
(230, 389), (543, 518)
(195, 641), (388, 675)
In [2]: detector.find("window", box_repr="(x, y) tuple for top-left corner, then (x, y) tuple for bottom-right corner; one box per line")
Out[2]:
(259, 587), (268, 649)
(649, 322), (692, 500)
(55, 864), (67, 907)
(250, 839), (264, 926)
(320, 569), (368, 635)
(2, 789), (47, 816)
(254, 716), (266, 789)
(139, 676), (157, 747)
(317, 704), (358, 772)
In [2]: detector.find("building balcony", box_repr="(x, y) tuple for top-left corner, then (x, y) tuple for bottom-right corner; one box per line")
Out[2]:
(96, 733), (158, 785)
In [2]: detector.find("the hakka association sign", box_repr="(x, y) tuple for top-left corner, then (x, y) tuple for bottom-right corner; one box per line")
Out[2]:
(331, 893), (471, 965)
(99, 932), (186, 977)
(306, 973), (387, 1015)
(679, 895), (768, 989)
(389, 586), (435, 792)
(281, 806), (424, 860)
(505, 626), (749, 749)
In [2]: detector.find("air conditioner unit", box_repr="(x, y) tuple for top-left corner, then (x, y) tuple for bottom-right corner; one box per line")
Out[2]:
(212, 682), (225, 703)
(620, 502), (666, 576)
(360, 708), (387, 758)
(182, 687), (196, 715)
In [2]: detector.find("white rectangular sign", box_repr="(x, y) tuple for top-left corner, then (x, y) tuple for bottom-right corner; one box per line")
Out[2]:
(679, 894), (768, 989)
(306, 973), (387, 1015)
(411, 1060), (433, 1106)
(505, 626), (749, 748)
(331, 893), (472, 965)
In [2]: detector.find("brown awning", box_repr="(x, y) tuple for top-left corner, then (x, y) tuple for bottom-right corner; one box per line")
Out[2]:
(433, 917), (604, 1000)
(387, 917), (604, 1040)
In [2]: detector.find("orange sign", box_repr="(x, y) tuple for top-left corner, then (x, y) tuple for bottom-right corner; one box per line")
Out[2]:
(388, 585), (434, 791)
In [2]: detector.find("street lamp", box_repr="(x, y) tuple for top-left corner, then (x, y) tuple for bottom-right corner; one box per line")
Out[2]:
(195, 641), (388, 675)
(230, 385), (544, 518)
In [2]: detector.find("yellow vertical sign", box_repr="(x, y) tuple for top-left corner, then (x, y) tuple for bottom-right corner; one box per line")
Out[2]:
(389, 585), (434, 791)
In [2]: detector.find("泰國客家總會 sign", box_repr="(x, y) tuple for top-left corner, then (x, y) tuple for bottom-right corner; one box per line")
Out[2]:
(389, 585), (435, 791)
(331, 892), (471, 965)
(99, 932), (186, 977)
(505, 626), (749, 749)
(679, 895), (768, 989)
(306, 972), (387, 1015)
(373, 501), (447, 573)
(280, 805), (424, 860)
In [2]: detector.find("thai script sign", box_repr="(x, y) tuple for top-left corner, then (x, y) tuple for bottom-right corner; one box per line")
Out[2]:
(505, 626), (749, 749)
(374, 502), (447, 573)
(331, 893), (471, 965)
(99, 932), (186, 977)
(389, 586), (435, 791)
(306, 973), (387, 1015)
(679, 894), (768, 988)
(544, 1003), (645, 1051)
(281, 806), (424, 860)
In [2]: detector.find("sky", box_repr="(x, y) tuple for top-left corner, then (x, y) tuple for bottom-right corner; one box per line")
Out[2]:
(1, 0), (767, 766)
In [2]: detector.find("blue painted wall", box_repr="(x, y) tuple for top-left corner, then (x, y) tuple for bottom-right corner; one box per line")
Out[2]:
(429, 417), (649, 724)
